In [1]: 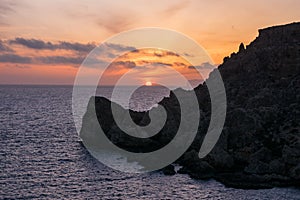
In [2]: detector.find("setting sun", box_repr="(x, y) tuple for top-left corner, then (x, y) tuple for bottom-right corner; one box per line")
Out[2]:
(145, 81), (153, 86)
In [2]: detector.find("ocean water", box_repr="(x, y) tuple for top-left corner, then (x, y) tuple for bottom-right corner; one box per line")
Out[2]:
(0, 85), (299, 199)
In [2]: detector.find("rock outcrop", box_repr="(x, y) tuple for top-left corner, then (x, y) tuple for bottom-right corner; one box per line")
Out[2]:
(80, 22), (300, 189)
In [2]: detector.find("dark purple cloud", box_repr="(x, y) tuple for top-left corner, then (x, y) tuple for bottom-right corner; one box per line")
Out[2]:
(10, 38), (54, 49)
(58, 41), (96, 53)
(0, 53), (32, 63)
(0, 53), (86, 66)
(8, 38), (138, 56)
(37, 56), (85, 65)
(9, 38), (97, 53)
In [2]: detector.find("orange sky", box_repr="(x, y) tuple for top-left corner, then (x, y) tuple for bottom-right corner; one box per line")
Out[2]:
(99, 48), (208, 87)
(0, 0), (299, 85)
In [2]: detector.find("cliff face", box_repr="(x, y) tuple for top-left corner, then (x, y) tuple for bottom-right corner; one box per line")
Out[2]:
(80, 22), (300, 188)
(181, 22), (300, 188)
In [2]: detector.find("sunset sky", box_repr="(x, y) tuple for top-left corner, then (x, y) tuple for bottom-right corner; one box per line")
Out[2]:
(0, 0), (299, 85)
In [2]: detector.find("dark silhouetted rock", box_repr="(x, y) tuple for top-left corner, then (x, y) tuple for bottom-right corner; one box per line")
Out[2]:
(238, 42), (245, 52)
(162, 165), (176, 175)
(178, 150), (215, 179)
(80, 22), (300, 189)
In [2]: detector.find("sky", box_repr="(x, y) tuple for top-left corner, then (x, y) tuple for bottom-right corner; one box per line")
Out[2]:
(0, 0), (299, 85)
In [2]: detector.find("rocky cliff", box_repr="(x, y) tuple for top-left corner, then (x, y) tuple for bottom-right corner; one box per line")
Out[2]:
(80, 22), (300, 188)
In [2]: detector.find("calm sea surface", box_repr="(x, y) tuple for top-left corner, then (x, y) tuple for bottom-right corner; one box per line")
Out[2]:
(0, 85), (299, 199)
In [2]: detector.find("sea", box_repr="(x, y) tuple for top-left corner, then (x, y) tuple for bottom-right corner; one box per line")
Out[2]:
(0, 85), (299, 199)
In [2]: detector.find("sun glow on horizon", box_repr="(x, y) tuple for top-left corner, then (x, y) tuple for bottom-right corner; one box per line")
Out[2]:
(145, 81), (153, 86)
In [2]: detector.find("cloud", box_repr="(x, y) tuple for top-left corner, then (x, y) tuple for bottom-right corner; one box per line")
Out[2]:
(131, 49), (180, 58)
(0, 53), (32, 63)
(163, 0), (190, 16)
(104, 43), (136, 52)
(10, 38), (56, 50)
(106, 52), (116, 58)
(0, 40), (13, 52)
(37, 56), (85, 65)
(58, 41), (96, 53)
(0, 38), (140, 68)
(152, 62), (172, 67)
(136, 60), (173, 67)
(154, 51), (180, 57)
(188, 62), (216, 70)
(106, 60), (176, 72)
(166, 51), (180, 57)
(182, 52), (194, 57)
(0, 54), (84, 66)
(0, 0), (16, 26)
(97, 12), (135, 34)
(9, 38), (136, 60)
(98, 18), (130, 34)
(109, 61), (136, 69)
(83, 57), (108, 67)
(173, 62), (188, 67)
(131, 49), (140, 53)
(65, 4), (136, 34)
(0, 0), (14, 12)
(9, 38), (96, 53)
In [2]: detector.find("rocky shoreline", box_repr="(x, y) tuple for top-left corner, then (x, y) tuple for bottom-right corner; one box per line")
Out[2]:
(80, 22), (300, 189)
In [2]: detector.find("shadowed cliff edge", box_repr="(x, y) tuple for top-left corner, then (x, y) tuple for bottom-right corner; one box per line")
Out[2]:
(80, 22), (300, 189)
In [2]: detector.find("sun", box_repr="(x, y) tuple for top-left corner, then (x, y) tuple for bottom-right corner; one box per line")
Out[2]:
(145, 81), (152, 86)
